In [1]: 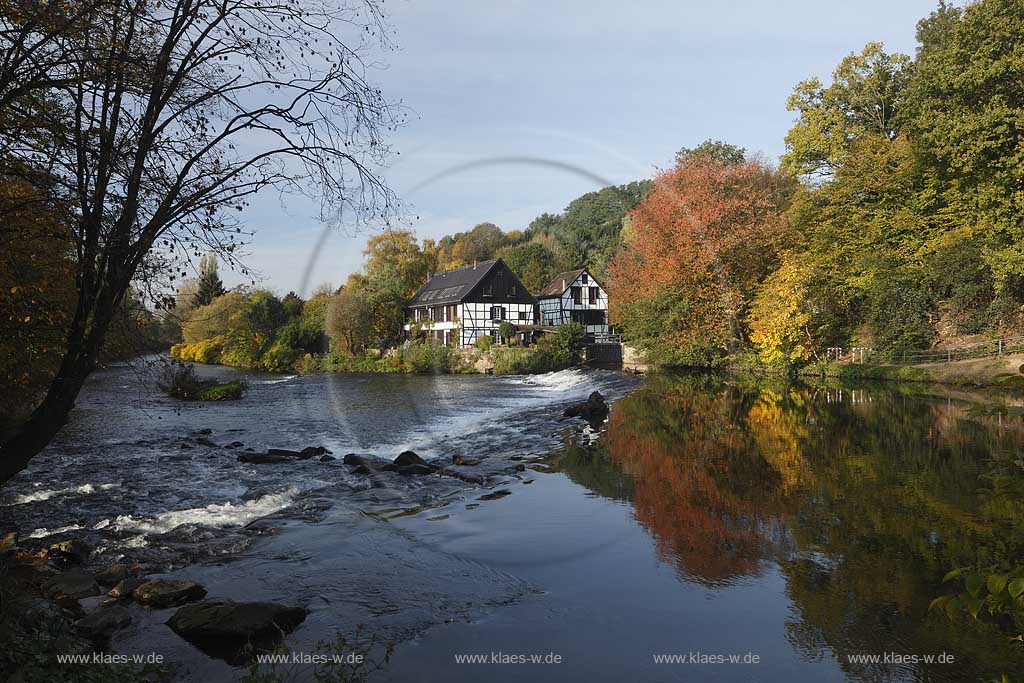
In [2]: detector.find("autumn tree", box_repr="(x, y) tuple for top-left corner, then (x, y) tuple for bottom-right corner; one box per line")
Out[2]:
(326, 287), (371, 353)
(0, 0), (400, 484)
(608, 153), (791, 366)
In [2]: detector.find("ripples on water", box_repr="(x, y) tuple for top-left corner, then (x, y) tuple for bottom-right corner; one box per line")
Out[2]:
(0, 362), (637, 566)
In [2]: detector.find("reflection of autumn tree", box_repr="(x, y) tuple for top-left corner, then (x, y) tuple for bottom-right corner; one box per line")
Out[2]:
(605, 375), (795, 584)
(597, 374), (1024, 678)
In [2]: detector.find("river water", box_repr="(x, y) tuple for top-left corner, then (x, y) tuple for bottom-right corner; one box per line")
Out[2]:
(3, 364), (1023, 681)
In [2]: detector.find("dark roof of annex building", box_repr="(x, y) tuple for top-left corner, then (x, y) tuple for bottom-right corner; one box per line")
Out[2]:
(537, 269), (589, 298)
(406, 259), (499, 307)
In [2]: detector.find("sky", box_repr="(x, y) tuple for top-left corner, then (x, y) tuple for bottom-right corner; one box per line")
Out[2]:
(224, 0), (943, 295)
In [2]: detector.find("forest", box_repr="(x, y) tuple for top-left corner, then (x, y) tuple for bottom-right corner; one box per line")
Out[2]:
(167, 0), (1024, 374)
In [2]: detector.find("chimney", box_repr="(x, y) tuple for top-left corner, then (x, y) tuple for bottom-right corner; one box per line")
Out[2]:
(562, 279), (566, 291)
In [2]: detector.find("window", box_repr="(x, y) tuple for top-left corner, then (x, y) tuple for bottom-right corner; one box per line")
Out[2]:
(581, 273), (588, 284)
(519, 311), (529, 321)
(490, 306), (505, 321)
(571, 286), (582, 304)
(510, 284), (517, 296)
(589, 287), (598, 304)
(482, 283), (492, 297)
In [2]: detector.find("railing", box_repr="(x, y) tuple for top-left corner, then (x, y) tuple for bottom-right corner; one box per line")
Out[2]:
(587, 332), (621, 345)
(834, 335), (1024, 365)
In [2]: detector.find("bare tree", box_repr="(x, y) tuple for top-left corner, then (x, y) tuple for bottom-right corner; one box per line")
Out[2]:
(0, 0), (401, 484)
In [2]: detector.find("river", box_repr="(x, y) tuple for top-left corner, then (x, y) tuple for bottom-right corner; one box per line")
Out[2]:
(3, 363), (1023, 681)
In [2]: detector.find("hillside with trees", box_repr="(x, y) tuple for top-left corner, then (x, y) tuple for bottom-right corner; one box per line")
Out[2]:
(610, 0), (1024, 369)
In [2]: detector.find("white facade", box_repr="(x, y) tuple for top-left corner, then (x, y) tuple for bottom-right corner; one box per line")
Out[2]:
(404, 301), (535, 347)
(538, 270), (610, 337)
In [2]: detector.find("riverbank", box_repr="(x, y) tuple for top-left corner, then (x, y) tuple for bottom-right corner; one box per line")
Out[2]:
(171, 342), (578, 376)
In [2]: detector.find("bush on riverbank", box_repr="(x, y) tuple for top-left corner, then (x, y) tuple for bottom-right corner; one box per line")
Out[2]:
(157, 364), (247, 401)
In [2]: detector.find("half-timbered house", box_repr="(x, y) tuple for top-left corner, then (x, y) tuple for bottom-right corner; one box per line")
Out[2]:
(536, 268), (610, 338)
(403, 259), (536, 347)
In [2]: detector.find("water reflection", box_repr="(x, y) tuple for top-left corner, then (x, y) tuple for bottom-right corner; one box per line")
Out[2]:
(550, 373), (1024, 681)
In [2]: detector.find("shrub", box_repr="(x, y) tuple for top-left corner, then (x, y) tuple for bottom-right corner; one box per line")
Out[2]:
(475, 335), (493, 351)
(157, 363), (247, 401)
(492, 347), (569, 374)
(402, 344), (455, 373)
(498, 321), (517, 344)
(200, 380), (247, 401)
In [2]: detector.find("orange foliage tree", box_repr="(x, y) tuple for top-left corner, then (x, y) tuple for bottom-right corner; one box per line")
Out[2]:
(608, 155), (792, 365)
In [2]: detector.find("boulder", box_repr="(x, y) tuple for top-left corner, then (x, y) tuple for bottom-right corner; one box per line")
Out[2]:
(195, 437), (218, 447)
(48, 539), (91, 564)
(563, 391), (609, 426)
(237, 452), (292, 465)
(394, 451), (427, 467)
(478, 489), (512, 501)
(45, 571), (100, 600)
(108, 577), (148, 601)
(397, 464), (435, 476)
(94, 563), (130, 587)
(223, 441), (244, 449)
(319, 454), (336, 462)
(452, 455), (481, 466)
(132, 579), (207, 608)
(351, 464), (371, 475)
(75, 606), (132, 647)
(167, 599), (306, 662)
(342, 453), (370, 466)
(195, 428), (213, 435)
(267, 448), (312, 459)
(301, 446), (332, 457)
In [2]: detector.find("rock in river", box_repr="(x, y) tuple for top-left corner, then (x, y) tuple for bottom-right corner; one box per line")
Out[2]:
(94, 563), (131, 587)
(397, 464), (435, 476)
(132, 579), (207, 608)
(75, 606), (132, 647)
(394, 450), (428, 467)
(45, 571), (100, 600)
(452, 455), (482, 466)
(48, 539), (91, 564)
(237, 452), (293, 465)
(167, 599), (306, 662)
(108, 577), (148, 601)
(563, 391), (609, 426)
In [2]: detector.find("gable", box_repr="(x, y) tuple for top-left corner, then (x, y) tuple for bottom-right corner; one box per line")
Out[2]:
(538, 268), (605, 299)
(464, 259), (536, 304)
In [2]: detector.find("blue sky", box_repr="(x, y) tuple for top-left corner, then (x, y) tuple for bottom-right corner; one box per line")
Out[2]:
(225, 0), (942, 295)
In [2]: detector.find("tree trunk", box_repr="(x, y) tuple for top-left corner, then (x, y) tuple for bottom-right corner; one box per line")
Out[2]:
(0, 281), (119, 486)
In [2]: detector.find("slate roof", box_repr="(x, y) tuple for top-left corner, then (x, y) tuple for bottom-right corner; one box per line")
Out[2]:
(407, 260), (499, 307)
(537, 269), (587, 298)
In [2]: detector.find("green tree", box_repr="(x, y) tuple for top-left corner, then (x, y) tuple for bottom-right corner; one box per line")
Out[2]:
(676, 140), (746, 165)
(905, 0), (1024, 291)
(193, 254), (226, 308)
